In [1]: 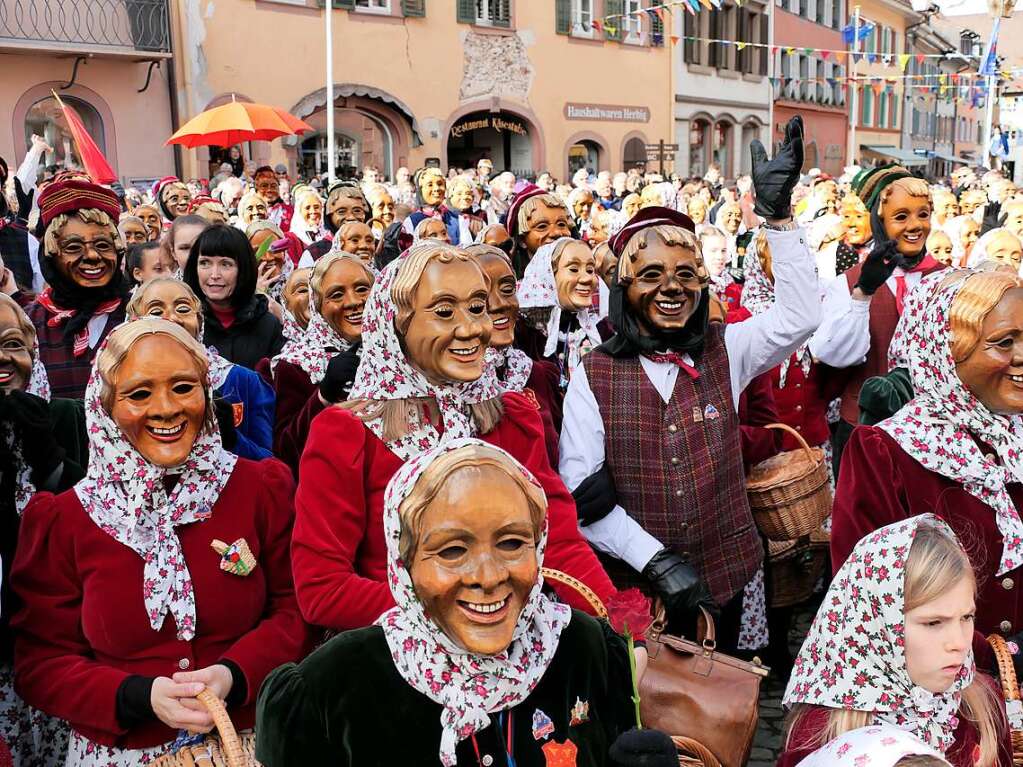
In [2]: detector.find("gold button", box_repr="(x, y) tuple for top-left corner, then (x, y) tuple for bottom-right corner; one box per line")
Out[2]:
(1004, 578), (1015, 590)
(671, 457), (680, 466)
(178, 658), (190, 670)
(1001, 620), (1013, 634)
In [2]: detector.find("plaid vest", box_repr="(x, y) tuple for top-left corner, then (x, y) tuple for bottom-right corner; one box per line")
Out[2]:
(585, 325), (763, 606)
(839, 260), (945, 425)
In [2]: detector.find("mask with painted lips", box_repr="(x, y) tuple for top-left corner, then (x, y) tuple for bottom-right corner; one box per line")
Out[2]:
(881, 186), (932, 259)
(402, 257), (492, 384)
(319, 258), (373, 344)
(956, 288), (1023, 415)
(419, 171), (447, 208)
(410, 465), (538, 656)
(109, 334), (207, 467)
(476, 250), (518, 349)
(340, 223), (377, 264)
(625, 239), (706, 334)
(522, 203), (572, 258)
(0, 304), (33, 393)
(553, 241), (597, 311)
(54, 219), (120, 289)
(283, 268), (312, 329)
(161, 183), (192, 218)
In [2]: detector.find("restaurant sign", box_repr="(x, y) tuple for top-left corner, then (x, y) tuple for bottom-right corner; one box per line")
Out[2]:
(564, 103), (651, 123)
(450, 114), (529, 138)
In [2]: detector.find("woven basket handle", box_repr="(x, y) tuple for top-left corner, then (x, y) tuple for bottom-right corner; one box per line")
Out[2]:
(195, 688), (248, 767)
(541, 567), (608, 618)
(764, 422), (815, 460)
(672, 735), (722, 767)
(988, 633), (1022, 703)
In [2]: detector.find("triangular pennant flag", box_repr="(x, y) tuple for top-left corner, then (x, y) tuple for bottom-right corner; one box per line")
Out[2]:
(866, 52), (877, 64)
(821, 50), (831, 60)
(593, 18), (603, 32)
(771, 46), (779, 56)
(52, 91), (117, 183)
(645, 8), (658, 20)
(833, 51), (846, 66)
(737, 42), (747, 51)
(915, 53), (925, 65)
(671, 34), (682, 43)
(852, 52), (862, 65)
(803, 47), (814, 56)
(872, 82), (883, 96)
(898, 53), (910, 71)
(882, 54), (892, 66)
(785, 47), (795, 55)
(606, 23), (617, 35)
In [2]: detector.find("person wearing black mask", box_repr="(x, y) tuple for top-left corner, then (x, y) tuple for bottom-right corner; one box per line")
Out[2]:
(808, 164), (946, 472)
(183, 224), (285, 369)
(24, 177), (128, 399)
(558, 117), (821, 651)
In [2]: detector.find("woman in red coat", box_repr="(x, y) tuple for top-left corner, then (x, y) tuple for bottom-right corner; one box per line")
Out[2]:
(270, 252), (371, 472)
(832, 270), (1023, 658)
(291, 241), (616, 632)
(10, 319), (311, 763)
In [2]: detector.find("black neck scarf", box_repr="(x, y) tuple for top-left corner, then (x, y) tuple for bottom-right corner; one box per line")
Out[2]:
(599, 279), (710, 359)
(39, 250), (127, 341)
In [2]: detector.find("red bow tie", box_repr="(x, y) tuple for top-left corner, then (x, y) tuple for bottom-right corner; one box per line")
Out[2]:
(644, 352), (700, 380)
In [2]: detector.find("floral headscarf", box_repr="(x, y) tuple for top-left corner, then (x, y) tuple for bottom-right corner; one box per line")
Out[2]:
(348, 245), (502, 461)
(799, 724), (949, 767)
(966, 227), (1022, 270)
(740, 231), (812, 388)
(5, 334), (52, 514)
(784, 515), (975, 750)
(886, 271), (950, 370)
(485, 346), (533, 394)
(516, 237), (603, 371)
(270, 272), (355, 383)
(74, 322), (238, 640)
(205, 344), (235, 390)
(377, 438), (571, 767)
(879, 272), (1023, 575)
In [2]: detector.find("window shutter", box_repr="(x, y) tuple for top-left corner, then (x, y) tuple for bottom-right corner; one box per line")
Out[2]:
(403, 0), (425, 17)
(318, 0), (355, 8)
(493, 0), (511, 27)
(650, 5), (664, 45)
(684, 10), (696, 63)
(605, 0), (624, 40)
(555, 0), (571, 34)
(457, 0), (475, 23)
(758, 12), (768, 74)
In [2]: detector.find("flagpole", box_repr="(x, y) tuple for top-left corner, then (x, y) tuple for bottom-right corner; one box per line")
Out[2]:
(847, 5), (861, 168)
(325, 0), (335, 184)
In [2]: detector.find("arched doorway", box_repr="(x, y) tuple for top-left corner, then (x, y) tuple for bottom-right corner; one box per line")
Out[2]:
(740, 121), (761, 175)
(446, 110), (534, 176)
(689, 119), (711, 177)
(24, 94), (106, 170)
(713, 120), (733, 177)
(299, 132), (361, 179)
(623, 137), (647, 172)
(568, 140), (601, 176)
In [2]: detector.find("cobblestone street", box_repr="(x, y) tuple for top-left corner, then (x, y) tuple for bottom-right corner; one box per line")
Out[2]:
(748, 599), (821, 766)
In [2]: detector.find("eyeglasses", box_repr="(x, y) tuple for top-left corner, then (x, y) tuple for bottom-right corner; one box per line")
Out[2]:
(59, 239), (117, 258)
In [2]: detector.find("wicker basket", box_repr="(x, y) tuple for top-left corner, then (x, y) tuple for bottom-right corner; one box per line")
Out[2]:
(766, 528), (830, 609)
(988, 634), (1023, 766)
(148, 689), (258, 767)
(541, 569), (722, 767)
(746, 423), (833, 542)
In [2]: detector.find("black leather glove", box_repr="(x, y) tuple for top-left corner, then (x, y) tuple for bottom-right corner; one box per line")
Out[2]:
(573, 463), (618, 526)
(212, 396), (238, 451)
(641, 548), (715, 635)
(609, 728), (677, 767)
(318, 347), (361, 404)
(854, 240), (899, 296)
(0, 390), (63, 482)
(750, 115), (803, 220)
(13, 178), (33, 225)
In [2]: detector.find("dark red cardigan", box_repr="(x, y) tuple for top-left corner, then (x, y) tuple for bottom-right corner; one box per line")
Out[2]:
(833, 425), (1023, 665)
(270, 360), (324, 476)
(778, 690), (1012, 767)
(291, 391), (616, 631)
(10, 458), (314, 749)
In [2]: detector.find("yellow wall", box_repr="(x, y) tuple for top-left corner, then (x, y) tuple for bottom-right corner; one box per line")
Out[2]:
(172, 0), (674, 181)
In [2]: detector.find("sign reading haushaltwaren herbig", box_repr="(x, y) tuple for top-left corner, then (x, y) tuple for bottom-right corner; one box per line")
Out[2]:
(563, 103), (651, 123)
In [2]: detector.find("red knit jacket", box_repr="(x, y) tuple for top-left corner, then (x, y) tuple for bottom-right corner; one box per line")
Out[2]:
(10, 458), (313, 749)
(291, 391), (616, 631)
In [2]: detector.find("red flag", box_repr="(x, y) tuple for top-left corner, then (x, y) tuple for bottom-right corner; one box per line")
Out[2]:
(53, 91), (116, 184)
(915, 53), (925, 65)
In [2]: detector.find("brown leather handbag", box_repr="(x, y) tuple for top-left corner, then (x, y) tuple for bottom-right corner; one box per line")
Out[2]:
(639, 606), (770, 767)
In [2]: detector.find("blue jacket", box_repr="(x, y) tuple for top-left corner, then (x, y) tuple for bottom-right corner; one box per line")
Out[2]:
(217, 364), (275, 460)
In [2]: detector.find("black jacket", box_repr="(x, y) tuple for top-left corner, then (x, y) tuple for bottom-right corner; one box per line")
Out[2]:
(202, 293), (285, 370)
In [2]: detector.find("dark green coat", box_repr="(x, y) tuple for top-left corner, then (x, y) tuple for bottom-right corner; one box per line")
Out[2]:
(256, 610), (636, 766)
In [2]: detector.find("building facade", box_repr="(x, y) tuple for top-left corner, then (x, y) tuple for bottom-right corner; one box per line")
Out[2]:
(772, 0), (849, 176)
(672, 1), (772, 179)
(170, 0), (674, 183)
(0, 0), (177, 187)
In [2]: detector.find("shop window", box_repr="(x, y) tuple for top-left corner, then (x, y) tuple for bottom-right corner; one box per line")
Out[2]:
(572, 0), (594, 36)
(474, 0), (511, 26)
(355, 0), (390, 12)
(713, 121), (733, 177)
(624, 0), (643, 42)
(300, 132), (359, 179)
(568, 141), (600, 175)
(24, 95), (105, 173)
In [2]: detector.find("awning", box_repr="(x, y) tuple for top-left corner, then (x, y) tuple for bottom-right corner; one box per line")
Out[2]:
(931, 152), (975, 166)
(860, 145), (928, 167)
(285, 84), (423, 148)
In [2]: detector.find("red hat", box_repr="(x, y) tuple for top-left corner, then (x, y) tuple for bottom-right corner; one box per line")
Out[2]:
(37, 178), (122, 231)
(505, 184), (548, 239)
(189, 195), (219, 211)
(609, 205), (695, 257)
(151, 175), (181, 199)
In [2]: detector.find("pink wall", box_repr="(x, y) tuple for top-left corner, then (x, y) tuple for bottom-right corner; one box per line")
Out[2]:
(2, 53), (176, 184)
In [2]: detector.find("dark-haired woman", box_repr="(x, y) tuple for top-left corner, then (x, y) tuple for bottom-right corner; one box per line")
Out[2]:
(183, 224), (285, 369)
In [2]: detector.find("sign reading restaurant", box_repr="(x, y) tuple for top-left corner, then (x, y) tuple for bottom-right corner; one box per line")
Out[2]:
(564, 103), (651, 123)
(450, 114), (529, 138)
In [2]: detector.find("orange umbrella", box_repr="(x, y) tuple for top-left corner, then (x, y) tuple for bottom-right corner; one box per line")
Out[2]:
(167, 97), (312, 148)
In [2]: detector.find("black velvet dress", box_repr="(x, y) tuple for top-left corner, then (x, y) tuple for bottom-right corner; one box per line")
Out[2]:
(256, 610), (636, 766)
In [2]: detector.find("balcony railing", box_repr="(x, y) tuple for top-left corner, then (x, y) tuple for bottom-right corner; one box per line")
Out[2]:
(0, 0), (171, 54)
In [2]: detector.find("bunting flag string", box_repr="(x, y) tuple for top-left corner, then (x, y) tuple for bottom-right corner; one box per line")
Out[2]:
(678, 33), (999, 63)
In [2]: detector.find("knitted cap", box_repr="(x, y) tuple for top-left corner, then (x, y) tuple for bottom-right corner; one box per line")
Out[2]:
(37, 178), (121, 230)
(852, 163), (912, 212)
(505, 183), (547, 239)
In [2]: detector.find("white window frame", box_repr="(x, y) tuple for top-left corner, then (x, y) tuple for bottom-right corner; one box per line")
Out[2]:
(572, 0), (595, 37)
(624, 0), (644, 43)
(475, 0), (511, 26)
(354, 0), (391, 13)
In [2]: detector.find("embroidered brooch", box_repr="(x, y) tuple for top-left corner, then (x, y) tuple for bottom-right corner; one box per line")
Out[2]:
(569, 697), (589, 726)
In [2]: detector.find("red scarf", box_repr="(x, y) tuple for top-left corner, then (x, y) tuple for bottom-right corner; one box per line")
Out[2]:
(643, 352), (700, 380)
(35, 287), (122, 357)
(894, 253), (941, 314)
